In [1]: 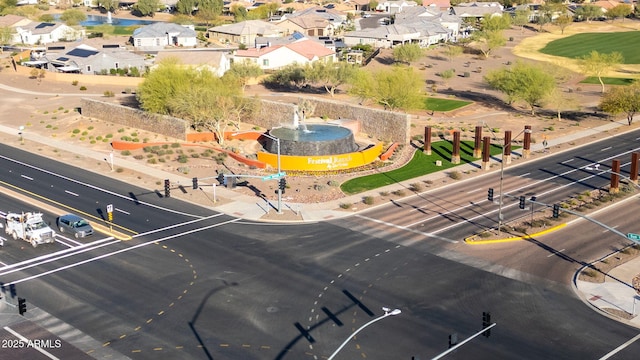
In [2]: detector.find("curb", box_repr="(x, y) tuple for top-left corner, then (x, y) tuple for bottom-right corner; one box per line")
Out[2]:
(464, 223), (567, 244)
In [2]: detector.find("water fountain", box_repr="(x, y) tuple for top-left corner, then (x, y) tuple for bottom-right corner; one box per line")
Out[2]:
(262, 109), (358, 156)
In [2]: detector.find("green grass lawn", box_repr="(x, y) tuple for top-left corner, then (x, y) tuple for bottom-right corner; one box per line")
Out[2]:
(580, 77), (636, 85)
(423, 97), (472, 112)
(539, 32), (640, 64)
(340, 140), (504, 194)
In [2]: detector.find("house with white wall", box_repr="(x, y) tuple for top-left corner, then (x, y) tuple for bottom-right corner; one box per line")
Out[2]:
(14, 22), (83, 45)
(233, 39), (335, 70)
(131, 23), (197, 50)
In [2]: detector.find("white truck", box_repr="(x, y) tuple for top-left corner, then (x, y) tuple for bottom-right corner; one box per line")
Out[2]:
(5, 212), (55, 248)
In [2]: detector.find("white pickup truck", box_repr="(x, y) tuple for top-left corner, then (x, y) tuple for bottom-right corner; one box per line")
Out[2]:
(4, 212), (55, 248)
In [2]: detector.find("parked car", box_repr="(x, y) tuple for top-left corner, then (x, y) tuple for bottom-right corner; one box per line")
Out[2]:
(57, 214), (94, 238)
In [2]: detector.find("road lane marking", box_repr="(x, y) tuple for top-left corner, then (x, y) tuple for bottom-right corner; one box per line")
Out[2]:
(601, 146), (612, 151)
(599, 333), (640, 360)
(519, 172), (530, 177)
(64, 190), (79, 196)
(0, 214), (224, 276)
(0, 154), (207, 218)
(5, 218), (240, 285)
(21, 175), (33, 180)
(356, 215), (457, 243)
(547, 248), (565, 258)
(561, 159), (573, 164)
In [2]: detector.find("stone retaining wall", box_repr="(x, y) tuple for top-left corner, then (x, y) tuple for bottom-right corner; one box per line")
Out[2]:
(81, 96), (411, 144)
(81, 98), (189, 140)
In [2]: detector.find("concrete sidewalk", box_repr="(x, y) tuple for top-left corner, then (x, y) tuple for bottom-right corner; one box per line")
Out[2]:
(576, 255), (640, 329)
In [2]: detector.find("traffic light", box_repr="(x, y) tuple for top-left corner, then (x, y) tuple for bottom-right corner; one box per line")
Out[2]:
(18, 297), (26, 315)
(164, 179), (170, 198)
(217, 173), (224, 185)
(487, 188), (494, 201)
(482, 311), (491, 337)
(192, 177), (198, 190)
(553, 204), (560, 218)
(279, 178), (286, 192)
(519, 196), (525, 209)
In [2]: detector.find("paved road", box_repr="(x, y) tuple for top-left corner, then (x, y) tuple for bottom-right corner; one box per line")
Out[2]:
(2, 139), (640, 359)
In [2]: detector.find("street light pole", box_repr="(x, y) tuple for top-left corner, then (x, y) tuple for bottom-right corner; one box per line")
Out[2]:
(327, 307), (401, 360)
(496, 128), (531, 235)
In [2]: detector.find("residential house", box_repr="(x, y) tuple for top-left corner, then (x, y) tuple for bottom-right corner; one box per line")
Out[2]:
(131, 23), (197, 50)
(351, 0), (373, 12)
(13, 22), (83, 45)
(375, 0), (419, 14)
(0, 14), (32, 28)
(452, 2), (503, 20)
(422, 0), (451, 11)
(208, 20), (286, 46)
(42, 44), (146, 74)
(343, 21), (449, 48)
(233, 39), (335, 70)
(395, 6), (461, 40)
(344, 7), (460, 47)
(591, 0), (633, 14)
(285, 6), (348, 28)
(153, 50), (231, 77)
(276, 13), (333, 37)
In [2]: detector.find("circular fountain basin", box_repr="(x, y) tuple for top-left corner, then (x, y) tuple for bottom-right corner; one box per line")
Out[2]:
(265, 124), (358, 156)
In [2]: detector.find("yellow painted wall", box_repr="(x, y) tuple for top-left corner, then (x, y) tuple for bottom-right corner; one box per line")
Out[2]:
(257, 143), (383, 171)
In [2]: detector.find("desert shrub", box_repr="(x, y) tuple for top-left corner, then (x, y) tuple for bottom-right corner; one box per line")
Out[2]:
(177, 154), (188, 163)
(133, 154), (144, 160)
(79, 86), (87, 91)
(121, 150), (131, 156)
(449, 171), (461, 180)
(339, 203), (352, 209)
(409, 182), (423, 192)
(104, 90), (115, 97)
(363, 196), (375, 205)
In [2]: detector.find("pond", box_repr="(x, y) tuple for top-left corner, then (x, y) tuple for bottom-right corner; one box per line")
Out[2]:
(54, 14), (158, 27)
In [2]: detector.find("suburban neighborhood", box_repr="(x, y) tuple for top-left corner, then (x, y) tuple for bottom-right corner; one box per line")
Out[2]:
(0, 0), (633, 76)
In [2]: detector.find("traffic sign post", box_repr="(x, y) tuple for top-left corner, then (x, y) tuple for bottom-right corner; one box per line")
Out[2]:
(262, 172), (286, 181)
(107, 204), (114, 231)
(627, 233), (640, 242)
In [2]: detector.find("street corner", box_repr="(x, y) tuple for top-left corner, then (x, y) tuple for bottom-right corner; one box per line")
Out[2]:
(464, 223), (567, 245)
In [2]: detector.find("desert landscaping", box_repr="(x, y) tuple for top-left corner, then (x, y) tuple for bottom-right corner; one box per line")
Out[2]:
(2, 19), (640, 211)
